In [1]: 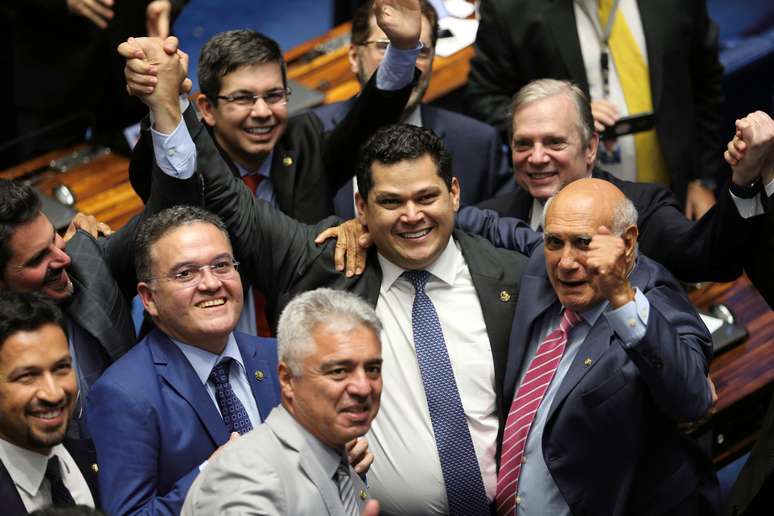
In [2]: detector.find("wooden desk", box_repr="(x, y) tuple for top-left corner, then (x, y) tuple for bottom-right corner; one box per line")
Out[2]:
(0, 146), (141, 230)
(284, 22), (475, 104)
(690, 277), (774, 464)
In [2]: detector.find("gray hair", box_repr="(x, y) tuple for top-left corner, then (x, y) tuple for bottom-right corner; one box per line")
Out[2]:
(542, 194), (639, 236)
(510, 79), (595, 147)
(277, 288), (382, 375)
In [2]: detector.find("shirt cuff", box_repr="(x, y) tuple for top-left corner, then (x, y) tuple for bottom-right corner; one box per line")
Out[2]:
(198, 460), (208, 472)
(605, 288), (650, 348)
(766, 177), (774, 198)
(150, 96), (195, 179)
(375, 43), (421, 91)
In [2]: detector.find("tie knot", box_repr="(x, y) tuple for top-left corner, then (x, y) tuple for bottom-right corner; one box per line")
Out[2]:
(209, 357), (234, 386)
(560, 309), (582, 333)
(402, 270), (430, 292)
(45, 456), (63, 482)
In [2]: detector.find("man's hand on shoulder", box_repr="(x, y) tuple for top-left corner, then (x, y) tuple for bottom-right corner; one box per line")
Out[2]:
(63, 213), (114, 242)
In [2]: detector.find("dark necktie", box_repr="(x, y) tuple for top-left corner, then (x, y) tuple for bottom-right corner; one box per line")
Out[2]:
(403, 270), (491, 516)
(209, 357), (254, 435)
(45, 456), (76, 507)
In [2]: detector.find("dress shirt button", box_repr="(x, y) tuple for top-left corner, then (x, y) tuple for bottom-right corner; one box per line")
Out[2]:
(516, 495), (522, 505)
(167, 148), (176, 157)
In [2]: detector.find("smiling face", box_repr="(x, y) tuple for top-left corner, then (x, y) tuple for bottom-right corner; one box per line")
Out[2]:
(511, 94), (598, 201)
(356, 154), (459, 270)
(280, 322), (382, 449)
(0, 213), (73, 303)
(349, 14), (435, 117)
(138, 222), (243, 354)
(197, 61), (288, 172)
(0, 323), (76, 454)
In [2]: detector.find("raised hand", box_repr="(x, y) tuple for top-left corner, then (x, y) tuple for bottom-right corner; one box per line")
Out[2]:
(585, 226), (635, 309)
(725, 110), (774, 186)
(146, 0), (172, 38)
(374, 0), (421, 50)
(67, 0), (114, 29)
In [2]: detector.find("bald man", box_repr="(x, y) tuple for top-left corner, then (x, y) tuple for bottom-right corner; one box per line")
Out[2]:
(494, 179), (719, 516)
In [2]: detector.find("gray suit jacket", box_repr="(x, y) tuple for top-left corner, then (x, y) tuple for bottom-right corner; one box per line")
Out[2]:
(181, 406), (369, 516)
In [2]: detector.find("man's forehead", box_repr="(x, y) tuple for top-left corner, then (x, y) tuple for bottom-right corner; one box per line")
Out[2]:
(220, 61), (284, 90)
(8, 213), (56, 262)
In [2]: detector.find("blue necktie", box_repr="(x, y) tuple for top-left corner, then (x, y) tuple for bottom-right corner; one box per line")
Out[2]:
(403, 270), (491, 516)
(209, 358), (253, 435)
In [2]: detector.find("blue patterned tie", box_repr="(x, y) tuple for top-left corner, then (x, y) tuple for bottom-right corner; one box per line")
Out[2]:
(403, 270), (491, 516)
(209, 358), (253, 435)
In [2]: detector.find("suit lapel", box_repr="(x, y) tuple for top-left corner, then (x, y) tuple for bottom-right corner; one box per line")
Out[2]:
(235, 334), (280, 421)
(149, 330), (229, 446)
(270, 142), (299, 217)
(0, 460), (27, 515)
(269, 408), (343, 516)
(547, 0), (590, 92)
(637, 0), (664, 109)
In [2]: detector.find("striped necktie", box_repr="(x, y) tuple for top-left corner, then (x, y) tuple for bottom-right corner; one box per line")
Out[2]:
(336, 461), (359, 516)
(495, 309), (582, 515)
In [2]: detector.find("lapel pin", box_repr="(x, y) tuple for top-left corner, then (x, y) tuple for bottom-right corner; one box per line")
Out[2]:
(359, 489), (368, 500)
(254, 370), (265, 381)
(499, 291), (511, 302)
(91, 463), (99, 473)
(282, 156), (293, 167)
(583, 358), (592, 367)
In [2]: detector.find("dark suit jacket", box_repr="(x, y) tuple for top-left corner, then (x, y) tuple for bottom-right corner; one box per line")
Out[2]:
(504, 238), (718, 515)
(476, 168), (751, 283)
(467, 0), (726, 203)
(744, 194), (774, 309)
(86, 328), (280, 516)
(133, 70), (415, 224)
(313, 100), (512, 217)
(0, 437), (100, 515)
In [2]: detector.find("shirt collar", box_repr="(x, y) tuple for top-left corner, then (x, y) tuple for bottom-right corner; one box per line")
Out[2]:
(172, 333), (245, 386)
(0, 439), (68, 498)
(403, 105), (423, 128)
(235, 151), (273, 180)
(378, 236), (461, 293)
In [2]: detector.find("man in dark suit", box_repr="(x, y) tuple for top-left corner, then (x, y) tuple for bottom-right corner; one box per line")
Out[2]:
(0, 179), (138, 437)
(474, 79), (768, 284)
(466, 0), (725, 215)
(0, 291), (99, 514)
(86, 206), (282, 516)
(492, 178), (718, 515)
(312, 0), (511, 217)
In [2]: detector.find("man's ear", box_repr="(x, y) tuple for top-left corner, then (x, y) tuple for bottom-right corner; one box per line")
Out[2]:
(347, 44), (359, 75)
(196, 93), (217, 127)
(450, 177), (461, 212)
(355, 192), (368, 226)
(137, 282), (159, 318)
(586, 132), (600, 170)
(622, 224), (639, 262)
(278, 362), (295, 402)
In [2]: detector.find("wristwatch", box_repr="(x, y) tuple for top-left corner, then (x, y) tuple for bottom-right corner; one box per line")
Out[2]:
(729, 177), (763, 199)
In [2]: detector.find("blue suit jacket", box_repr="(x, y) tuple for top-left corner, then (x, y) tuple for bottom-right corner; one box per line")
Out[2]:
(86, 328), (280, 516)
(313, 101), (512, 217)
(456, 206), (720, 515)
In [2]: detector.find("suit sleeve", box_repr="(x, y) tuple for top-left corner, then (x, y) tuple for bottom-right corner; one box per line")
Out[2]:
(466, 0), (519, 134)
(618, 277), (713, 421)
(86, 379), (200, 516)
(456, 205), (543, 255)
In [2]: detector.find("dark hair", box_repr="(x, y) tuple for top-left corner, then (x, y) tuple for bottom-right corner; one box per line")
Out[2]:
(0, 179), (43, 276)
(198, 29), (287, 102)
(135, 206), (231, 283)
(351, 0), (439, 47)
(355, 124), (452, 200)
(0, 291), (65, 349)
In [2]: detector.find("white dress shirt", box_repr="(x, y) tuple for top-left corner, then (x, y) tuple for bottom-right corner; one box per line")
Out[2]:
(367, 237), (499, 515)
(0, 440), (94, 512)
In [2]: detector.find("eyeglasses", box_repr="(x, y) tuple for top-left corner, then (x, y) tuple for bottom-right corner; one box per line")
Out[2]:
(216, 88), (291, 108)
(360, 40), (433, 59)
(149, 258), (240, 287)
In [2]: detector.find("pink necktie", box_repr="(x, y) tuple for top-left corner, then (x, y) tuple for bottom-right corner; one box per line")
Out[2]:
(495, 309), (582, 515)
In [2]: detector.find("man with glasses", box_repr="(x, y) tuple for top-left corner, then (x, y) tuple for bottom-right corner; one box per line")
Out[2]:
(314, 0), (512, 217)
(85, 205), (282, 516)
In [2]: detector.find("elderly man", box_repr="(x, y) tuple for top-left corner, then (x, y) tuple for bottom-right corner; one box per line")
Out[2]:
(489, 178), (718, 515)
(0, 291), (98, 513)
(472, 79), (770, 284)
(86, 206), (282, 516)
(313, 0), (511, 215)
(182, 288), (382, 516)
(0, 179), (139, 437)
